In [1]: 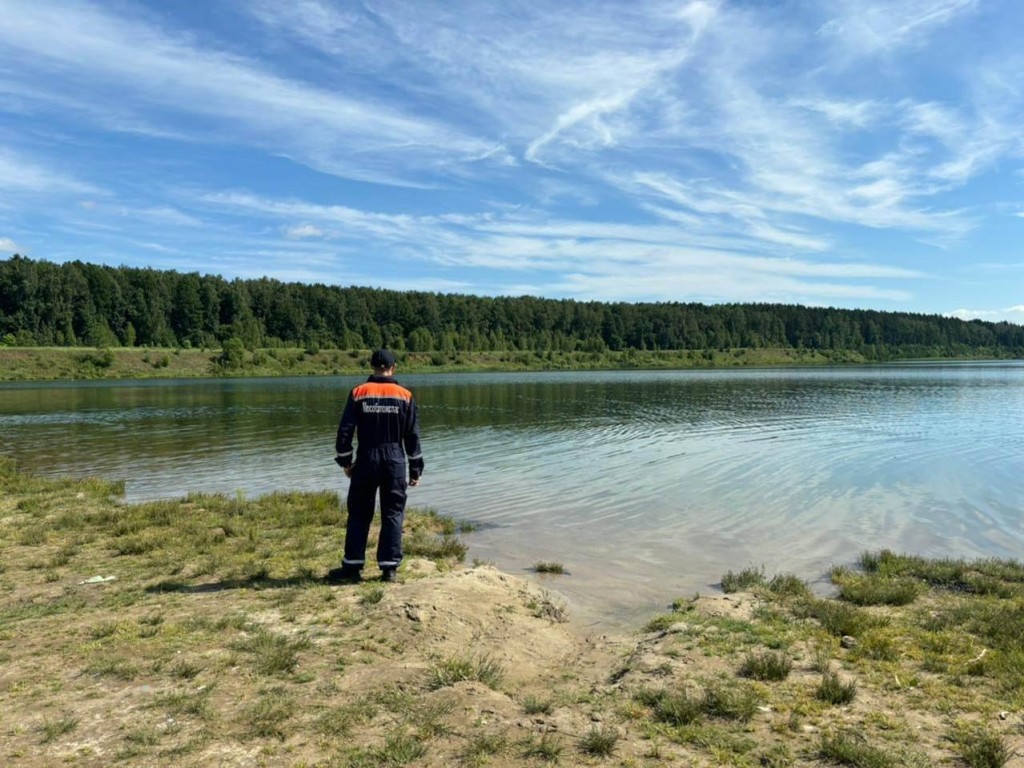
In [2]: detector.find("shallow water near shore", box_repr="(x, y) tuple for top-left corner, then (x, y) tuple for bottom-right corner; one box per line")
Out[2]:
(2, 362), (1022, 627)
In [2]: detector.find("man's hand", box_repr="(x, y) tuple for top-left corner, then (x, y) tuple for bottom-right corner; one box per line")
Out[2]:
(409, 477), (420, 487)
(343, 465), (353, 478)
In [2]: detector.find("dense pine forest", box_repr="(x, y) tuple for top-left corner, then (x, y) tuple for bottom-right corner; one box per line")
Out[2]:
(1, 254), (1022, 360)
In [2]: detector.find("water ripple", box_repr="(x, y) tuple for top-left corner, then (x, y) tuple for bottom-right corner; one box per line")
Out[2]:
(3, 364), (1023, 623)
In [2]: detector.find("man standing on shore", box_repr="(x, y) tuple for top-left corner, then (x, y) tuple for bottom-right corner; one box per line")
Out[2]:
(330, 348), (424, 584)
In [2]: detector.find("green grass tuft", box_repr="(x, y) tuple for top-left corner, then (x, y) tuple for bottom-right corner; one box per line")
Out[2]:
(39, 714), (78, 744)
(522, 695), (553, 715)
(427, 653), (505, 690)
(243, 690), (295, 740)
(359, 585), (386, 606)
(521, 734), (564, 762)
(766, 572), (811, 598)
(314, 700), (377, 738)
(721, 565), (765, 593)
(859, 550), (1024, 595)
(403, 525), (468, 562)
(635, 687), (704, 726)
(369, 732), (427, 766)
(578, 725), (619, 756)
(461, 731), (508, 765)
(231, 629), (310, 677)
(817, 670), (857, 705)
(819, 730), (901, 768)
(533, 561), (565, 574)
(949, 723), (1014, 768)
(702, 679), (761, 721)
(791, 597), (887, 637)
(738, 650), (792, 681)
(832, 568), (927, 606)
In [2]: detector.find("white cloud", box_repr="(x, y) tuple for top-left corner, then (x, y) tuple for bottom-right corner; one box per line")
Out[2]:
(818, 0), (979, 55)
(790, 98), (883, 129)
(0, 1), (500, 187)
(130, 206), (202, 227)
(285, 224), (324, 239)
(0, 237), (21, 253)
(0, 149), (99, 195)
(198, 188), (921, 304)
(948, 306), (1024, 325)
(247, 0), (359, 55)
(555, 271), (912, 304)
(262, 0), (717, 169)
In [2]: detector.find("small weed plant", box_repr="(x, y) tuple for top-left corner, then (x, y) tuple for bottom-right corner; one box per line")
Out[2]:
(39, 715), (78, 743)
(949, 723), (1014, 768)
(359, 585), (385, 606)
(232, 629), (310, 677)
(766, 572), (811, 598)
(817, 670), (857, 705)
(534, 561), (565, 574)
(792, 597), (886, 637)
(636, 687), (705, 726)
(461, 731), (508, 765)
(579, 725), (619, 757)
(721, 565), (765, 593)
(832, 567), (927, 606)
(427, 653), (505, 690)
(370, 732), (427, 766)
(522, 695), (553, 715)
(702, 679), (761, 721)
(738, 650), (792, 681)
(244, 691), (295, 740)
(819, 730), (901, 768)
(521, 734), (564, 762)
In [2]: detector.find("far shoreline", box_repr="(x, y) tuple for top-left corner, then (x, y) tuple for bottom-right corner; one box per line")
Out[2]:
(1, 344), (1017, 383)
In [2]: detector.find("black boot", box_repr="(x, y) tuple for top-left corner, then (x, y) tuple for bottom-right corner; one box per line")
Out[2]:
(326, 566), (361, 584)
(380, 568), (397, 583)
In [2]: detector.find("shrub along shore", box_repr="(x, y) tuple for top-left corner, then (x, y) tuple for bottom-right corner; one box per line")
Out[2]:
(2, 459), (1023, 767)
(0, 344), (1007, 382)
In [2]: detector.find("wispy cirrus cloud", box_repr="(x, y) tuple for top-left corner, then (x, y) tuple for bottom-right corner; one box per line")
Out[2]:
(245, 0), (360, 56)
(199, 188), (920, 304)
(0, 148), (100, 195)
(247, 0), (717, 170)
(0, 1), (504, 187)
(817, 0), (979, 55)
(580, 1), (1019, 250)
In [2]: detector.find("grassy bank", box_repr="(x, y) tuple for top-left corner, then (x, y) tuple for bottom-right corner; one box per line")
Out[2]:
(2, 460), (1023, 767)
(0, 345), (901, 382)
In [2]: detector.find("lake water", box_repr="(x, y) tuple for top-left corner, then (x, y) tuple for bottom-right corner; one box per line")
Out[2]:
(2, 363), (1022, 627)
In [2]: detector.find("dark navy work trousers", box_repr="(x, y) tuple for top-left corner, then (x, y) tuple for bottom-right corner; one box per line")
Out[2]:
(342, 448), (408, 570)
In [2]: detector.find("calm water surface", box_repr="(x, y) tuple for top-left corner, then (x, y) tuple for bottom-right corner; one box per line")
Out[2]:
(2, 363), (1022, 627)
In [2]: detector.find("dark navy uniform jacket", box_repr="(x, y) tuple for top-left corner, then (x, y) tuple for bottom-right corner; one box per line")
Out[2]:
(334, 374), (424, 480)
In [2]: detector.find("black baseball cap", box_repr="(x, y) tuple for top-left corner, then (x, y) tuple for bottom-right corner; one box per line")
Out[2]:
(370, 348), (396, 369)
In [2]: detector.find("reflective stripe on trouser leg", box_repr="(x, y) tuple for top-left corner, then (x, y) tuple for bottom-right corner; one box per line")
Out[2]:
(344, 471), (378, 569)
(376, 465), (407, 568)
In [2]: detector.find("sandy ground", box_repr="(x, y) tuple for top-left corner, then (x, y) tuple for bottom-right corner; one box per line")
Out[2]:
(4, 560), (1023, 767)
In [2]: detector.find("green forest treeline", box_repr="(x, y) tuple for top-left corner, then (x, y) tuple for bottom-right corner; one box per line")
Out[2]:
(1, 254), (1022, 360)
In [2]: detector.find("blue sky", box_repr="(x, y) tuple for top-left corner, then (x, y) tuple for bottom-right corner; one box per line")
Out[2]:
(1, 1), (1022, 323)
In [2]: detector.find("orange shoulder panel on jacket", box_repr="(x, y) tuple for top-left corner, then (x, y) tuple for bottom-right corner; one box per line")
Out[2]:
(352, 382), (413, 401)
